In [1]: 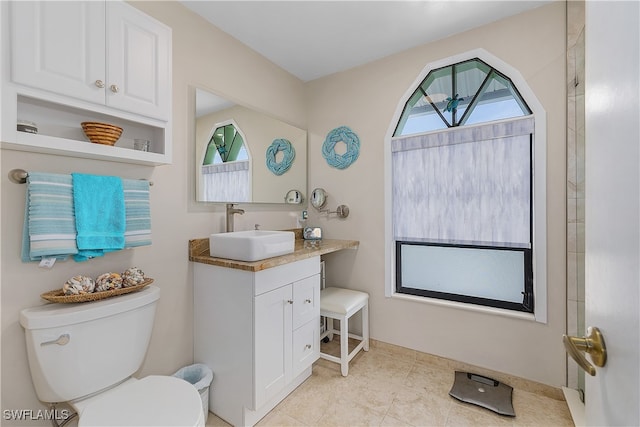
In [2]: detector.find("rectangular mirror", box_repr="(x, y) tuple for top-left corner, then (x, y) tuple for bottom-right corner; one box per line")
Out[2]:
(195, 88), (307, 204)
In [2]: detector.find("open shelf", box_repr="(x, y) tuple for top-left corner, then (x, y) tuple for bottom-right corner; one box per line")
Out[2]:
(2, 94), (171, 166)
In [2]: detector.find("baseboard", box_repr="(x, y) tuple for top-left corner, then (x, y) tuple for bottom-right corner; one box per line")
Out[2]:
(562, 386), (585, 426)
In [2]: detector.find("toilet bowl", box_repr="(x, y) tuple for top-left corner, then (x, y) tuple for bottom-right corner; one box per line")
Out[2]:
(20, 286), (204, 427)
(73, 376), (203, 427)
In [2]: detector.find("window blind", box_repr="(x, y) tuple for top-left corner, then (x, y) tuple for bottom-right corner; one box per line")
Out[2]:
(391, 116), (533, 248)
(202, 160), (250, 202)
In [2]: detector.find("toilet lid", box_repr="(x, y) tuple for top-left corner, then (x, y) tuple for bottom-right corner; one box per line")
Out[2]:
(78, 376), (204, 427)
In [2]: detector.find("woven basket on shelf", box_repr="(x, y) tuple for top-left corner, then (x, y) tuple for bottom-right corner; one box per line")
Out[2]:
(81, 122), (123, 146)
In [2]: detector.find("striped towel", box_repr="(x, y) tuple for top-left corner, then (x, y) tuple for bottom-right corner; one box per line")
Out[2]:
(21, 172), (78, 261)
(123, 179), (152, 248)
(21, 174), (151, 263)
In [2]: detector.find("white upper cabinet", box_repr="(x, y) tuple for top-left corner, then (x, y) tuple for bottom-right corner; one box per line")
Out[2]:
(10, 1), (170, 121)
(106, 1), (170, 120)
(2, 1), (173, 165)
(11, 2), (106, 105)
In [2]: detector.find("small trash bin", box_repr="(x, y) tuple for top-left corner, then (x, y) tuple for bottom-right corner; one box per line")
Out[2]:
(173, 363), (214, 421)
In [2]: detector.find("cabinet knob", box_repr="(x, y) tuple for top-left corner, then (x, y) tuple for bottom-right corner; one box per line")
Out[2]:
(305, 299), (311, 304)
(94, 80), (105, 88)
(287, 299), (294, 304)
(305, 344), (312, 350)
(110, 84), (119, 93)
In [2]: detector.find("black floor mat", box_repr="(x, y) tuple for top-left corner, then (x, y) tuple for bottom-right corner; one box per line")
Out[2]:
(449, 371), (515, 417)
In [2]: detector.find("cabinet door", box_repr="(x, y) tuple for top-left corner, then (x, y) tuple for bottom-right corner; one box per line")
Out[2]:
(10, 1), (106, 104)
(254, 285), (292, 409)
(106, 1), (171, 120)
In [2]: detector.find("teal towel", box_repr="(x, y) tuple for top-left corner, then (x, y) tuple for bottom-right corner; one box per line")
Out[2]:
(21, 172), (78, 262)
(71, 173), (125, 261)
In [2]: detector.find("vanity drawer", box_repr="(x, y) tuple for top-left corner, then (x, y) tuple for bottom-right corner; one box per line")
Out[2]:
(292, 319), (319, 377)
(292, 274), (320, 329)
(254, 256), (320, 296)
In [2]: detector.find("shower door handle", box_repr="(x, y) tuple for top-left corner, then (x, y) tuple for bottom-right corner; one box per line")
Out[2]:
(563, 326), (607, 376)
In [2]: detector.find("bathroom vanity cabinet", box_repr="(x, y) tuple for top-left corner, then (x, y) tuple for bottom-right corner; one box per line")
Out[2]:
(1, 1), (172, 165)
(194, 256), (321, 427)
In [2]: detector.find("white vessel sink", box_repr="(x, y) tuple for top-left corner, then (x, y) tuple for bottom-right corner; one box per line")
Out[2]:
(209, 230), (295, 262)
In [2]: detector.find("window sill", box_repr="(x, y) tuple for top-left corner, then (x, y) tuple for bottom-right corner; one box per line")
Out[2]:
(388, 291), (537, 322)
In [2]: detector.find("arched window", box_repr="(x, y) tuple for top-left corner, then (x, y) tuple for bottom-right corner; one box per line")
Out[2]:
(201, 122), (251, 202)
(203, 123), (249, 165)
(394, 58), (531, 135)
(387, 51), (546, 322)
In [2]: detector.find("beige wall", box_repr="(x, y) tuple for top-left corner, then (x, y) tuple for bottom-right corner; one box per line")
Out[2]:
(0, 2), (305, 422)
(1, 1), (567, 420)
(305, 2), (566, 387)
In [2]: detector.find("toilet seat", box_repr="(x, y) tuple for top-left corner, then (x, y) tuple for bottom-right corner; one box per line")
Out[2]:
(77, 375), (204, 427)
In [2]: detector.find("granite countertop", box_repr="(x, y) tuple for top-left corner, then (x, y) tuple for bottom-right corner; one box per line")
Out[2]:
(188, 230), (358, 272)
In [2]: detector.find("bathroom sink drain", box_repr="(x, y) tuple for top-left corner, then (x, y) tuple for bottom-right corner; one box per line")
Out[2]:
(449, 371), (515, 417)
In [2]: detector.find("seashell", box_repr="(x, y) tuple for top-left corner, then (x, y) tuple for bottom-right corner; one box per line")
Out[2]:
(122, 267), (145, 287)
(94, 272), (123, 292)
(62, 275), (95, 295)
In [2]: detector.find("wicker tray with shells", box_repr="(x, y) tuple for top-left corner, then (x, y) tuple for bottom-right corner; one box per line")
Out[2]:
(41, 278), (153, 303)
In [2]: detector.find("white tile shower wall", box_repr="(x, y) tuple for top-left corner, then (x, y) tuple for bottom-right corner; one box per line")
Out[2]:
(566, 0), (585, 391)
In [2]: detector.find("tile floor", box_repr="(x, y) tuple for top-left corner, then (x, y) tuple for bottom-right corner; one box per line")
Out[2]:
(205, 340), (575, 427)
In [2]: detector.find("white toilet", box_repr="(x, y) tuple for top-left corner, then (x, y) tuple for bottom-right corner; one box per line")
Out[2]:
(20, 285), (205, 427)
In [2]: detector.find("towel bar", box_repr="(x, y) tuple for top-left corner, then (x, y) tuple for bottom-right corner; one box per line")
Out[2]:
(8, 169), (153, 186)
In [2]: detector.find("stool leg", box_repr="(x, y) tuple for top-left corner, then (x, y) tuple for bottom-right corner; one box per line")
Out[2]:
(340, 315), (349, 376)
(363, 303), (370, 352)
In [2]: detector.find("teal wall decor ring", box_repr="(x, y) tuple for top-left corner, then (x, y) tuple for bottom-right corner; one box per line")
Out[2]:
(322, 126), (360, 169)
(266, 138), (295, 175)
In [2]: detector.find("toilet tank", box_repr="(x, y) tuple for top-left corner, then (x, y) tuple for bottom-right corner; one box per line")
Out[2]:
(20, 286), (160, 403)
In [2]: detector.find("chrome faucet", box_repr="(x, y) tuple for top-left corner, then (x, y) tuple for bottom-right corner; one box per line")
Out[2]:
(225, 203), (244, 232)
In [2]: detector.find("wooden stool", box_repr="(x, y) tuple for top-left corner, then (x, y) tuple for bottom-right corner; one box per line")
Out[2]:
(319, 287), (369, 376)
